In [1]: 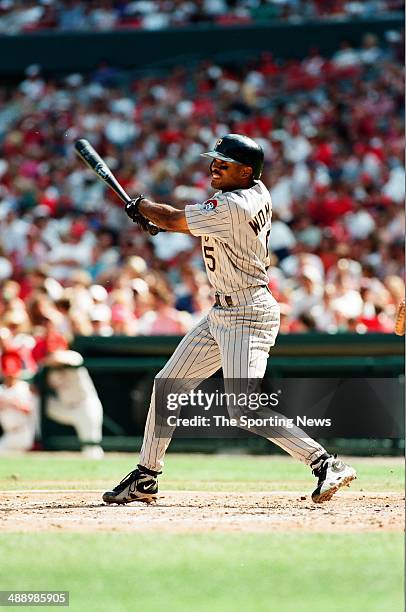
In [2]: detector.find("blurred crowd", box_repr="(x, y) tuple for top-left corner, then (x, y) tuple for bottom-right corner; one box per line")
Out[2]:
(0, 33), (404, 366)
(0, 0), (403, 33)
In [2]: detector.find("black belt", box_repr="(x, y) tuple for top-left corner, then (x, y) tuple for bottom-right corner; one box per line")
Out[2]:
(214, 294), (234, 307)
(214, 286), (269, 308)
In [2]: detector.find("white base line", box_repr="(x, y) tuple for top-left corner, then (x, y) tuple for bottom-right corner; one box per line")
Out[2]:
(1, 490), (103, 494)
(0, 490), (402, 497)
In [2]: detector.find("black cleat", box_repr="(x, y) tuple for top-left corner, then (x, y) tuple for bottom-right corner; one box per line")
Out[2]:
(102, 466), (159, 505)
(311, 455), (357, 503)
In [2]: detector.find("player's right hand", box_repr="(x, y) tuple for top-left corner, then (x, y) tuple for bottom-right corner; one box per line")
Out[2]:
(133, 213), (154, 233)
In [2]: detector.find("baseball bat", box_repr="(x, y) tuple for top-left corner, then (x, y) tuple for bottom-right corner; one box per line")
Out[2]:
(74, 139), (162, 235)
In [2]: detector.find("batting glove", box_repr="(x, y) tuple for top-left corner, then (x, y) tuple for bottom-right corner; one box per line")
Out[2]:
(125, 195), (162, 235)
(125, 194), (145, 221)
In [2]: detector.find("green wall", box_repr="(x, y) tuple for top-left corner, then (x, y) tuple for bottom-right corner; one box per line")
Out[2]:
(40, 333), (404, 454)
(0, 15), (402, 76)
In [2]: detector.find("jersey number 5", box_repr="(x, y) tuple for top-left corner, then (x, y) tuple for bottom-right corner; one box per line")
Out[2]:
(203, 246), (216, 271)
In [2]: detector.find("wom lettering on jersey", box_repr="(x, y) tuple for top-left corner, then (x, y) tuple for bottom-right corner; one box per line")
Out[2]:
(249, 202), (270, 235)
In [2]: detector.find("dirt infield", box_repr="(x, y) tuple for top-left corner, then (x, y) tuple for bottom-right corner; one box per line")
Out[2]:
(1, 490), (403, 533)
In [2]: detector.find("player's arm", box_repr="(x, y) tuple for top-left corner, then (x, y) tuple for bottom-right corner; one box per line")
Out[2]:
(126, 196), (190, 233)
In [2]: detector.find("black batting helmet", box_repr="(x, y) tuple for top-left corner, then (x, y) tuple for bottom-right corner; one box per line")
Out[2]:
(201, 134), (264, 179)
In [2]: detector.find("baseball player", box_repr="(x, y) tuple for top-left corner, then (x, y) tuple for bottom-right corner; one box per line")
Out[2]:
(103, 134), (356, 505)
(44, 350), (104, 459)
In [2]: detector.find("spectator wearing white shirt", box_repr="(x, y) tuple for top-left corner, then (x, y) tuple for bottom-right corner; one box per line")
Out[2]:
(291, 267), (324, 318)
(269, 214), (297, 261)
(382, 164), (405, 204)
(345, 201), (376, 240)
(47, 229), (94, 281)
(283, 124), (312, 164)
(0, 210), (30, 256)
(18, 65), (45, 101)
(332, 40), (361, 68)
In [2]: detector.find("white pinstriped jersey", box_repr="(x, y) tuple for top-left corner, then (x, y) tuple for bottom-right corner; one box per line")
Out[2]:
(139, 182), (328, 474)
(185, 180), (272, 294)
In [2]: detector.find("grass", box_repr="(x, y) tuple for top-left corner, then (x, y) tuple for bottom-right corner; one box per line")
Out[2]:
(0, 452), (403, 492)
(1, 453), (403, 611)
(0, 533), (403, 612)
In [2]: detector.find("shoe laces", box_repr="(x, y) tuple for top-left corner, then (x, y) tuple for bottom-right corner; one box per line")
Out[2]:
(112, 469), (140, 493)
(312, 454), (336, 478)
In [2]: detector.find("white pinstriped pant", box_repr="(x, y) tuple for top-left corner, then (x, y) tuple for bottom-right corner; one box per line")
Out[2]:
(139, 286), (326, 472)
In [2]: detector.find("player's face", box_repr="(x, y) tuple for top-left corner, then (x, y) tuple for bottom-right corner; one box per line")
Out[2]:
(209, 158), (252, 191)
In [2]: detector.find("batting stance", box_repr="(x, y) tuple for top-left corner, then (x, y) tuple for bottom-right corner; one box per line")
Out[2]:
(103, 134), (356, 505)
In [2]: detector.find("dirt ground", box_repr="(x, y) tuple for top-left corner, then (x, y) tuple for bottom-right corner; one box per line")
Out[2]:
(1, 490), (403, 533)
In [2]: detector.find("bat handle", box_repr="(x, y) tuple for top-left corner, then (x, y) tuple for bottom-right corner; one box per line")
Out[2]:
(146, 222), (163, 236)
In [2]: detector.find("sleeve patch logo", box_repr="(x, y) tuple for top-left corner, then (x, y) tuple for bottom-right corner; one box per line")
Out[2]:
(202, 199), (218, 211)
